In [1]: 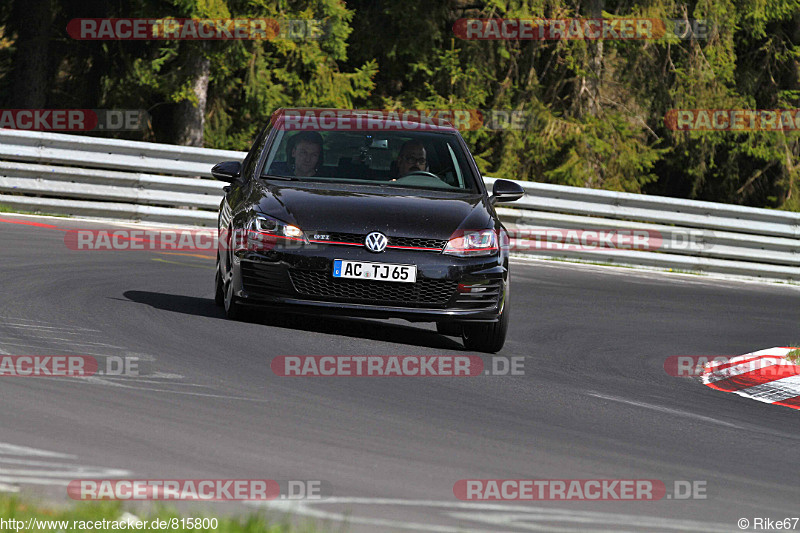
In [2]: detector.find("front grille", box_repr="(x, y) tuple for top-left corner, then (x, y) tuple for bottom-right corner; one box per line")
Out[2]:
(313, 232), (446, 251)
(318, 232), (362, 245)
(389, 236), (447, 250)
(241, 261), (293, 296)
(289, 270), (456, 307)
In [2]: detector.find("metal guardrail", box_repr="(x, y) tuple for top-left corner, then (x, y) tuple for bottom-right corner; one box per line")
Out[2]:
(0, 130), (235, 225)
(0, 129), (798, 281)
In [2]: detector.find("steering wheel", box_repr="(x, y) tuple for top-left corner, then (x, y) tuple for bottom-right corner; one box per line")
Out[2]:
(393, 171), (451, 186)
(400, 171), (440, 179)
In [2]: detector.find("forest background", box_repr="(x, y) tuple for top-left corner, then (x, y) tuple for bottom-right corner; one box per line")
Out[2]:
(2, 0), (799, 210)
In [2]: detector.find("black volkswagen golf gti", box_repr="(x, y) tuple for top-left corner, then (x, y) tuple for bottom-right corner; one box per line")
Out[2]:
(211, 109), (524, 352)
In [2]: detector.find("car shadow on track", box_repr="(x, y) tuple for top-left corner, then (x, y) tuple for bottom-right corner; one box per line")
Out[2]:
(120, 291), (465, 351)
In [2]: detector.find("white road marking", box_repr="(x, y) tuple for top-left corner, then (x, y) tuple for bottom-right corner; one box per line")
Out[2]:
(0, 330), (251, 401)
(0, 342), (124, 357)
(587, 392), (742, 429)
(0, 458), (92, 468)
(0, 335), (124, 348)
(99, 377), (200, 386)
(0, 442), (131, 494)
(97, 386), (270, 402)
(0, 318), (101, 332)
(0, 467), (129, 478)
(250, 498), (734, 532)
(0, 475), (114, 486)
(0, 443), (75, 459)
(0, 324), (100, 333)
(41, 375), (269, 402)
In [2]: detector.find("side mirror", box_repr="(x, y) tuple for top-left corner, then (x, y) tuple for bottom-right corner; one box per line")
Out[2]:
(211, 161), (242, 183)
(490, 179), (525, 205)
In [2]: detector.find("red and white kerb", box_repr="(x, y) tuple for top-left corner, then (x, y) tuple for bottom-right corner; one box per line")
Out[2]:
(701, 347), (800, 410)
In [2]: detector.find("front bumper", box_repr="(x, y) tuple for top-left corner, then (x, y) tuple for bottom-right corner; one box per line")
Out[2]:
(229, 243), (507, 323)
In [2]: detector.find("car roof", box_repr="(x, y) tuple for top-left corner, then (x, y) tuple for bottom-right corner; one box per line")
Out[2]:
(270, 108), (459, 133)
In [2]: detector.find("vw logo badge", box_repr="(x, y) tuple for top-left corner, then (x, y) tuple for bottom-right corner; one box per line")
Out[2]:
(365, 232), (388, 253)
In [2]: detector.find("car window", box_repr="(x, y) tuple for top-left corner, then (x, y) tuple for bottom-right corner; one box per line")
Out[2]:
(261, 130), (478, 192)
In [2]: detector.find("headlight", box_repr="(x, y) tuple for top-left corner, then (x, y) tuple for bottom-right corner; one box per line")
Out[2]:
(442, 229), (498, 257)
(252, 215), (304, 239)
(235, 214), (306, 252)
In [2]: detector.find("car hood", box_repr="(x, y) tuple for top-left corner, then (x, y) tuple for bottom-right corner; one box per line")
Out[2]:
(254, 181), (490, 239)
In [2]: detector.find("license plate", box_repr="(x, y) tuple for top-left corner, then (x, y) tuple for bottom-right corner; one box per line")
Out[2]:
(333, 259), (417, 283)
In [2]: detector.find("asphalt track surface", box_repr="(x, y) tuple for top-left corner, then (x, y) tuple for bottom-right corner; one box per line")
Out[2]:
(1, 213), (799, 532)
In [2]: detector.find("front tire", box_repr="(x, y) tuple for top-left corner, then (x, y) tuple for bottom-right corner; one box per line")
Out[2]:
(224, 273), (246, 320)
(214, 255), (224, 307)
(461, 306), (509, 353)
(222, 253), (247, 320)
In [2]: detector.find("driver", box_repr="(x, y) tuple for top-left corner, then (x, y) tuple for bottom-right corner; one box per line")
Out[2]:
(395, 140), (428, 177)
(291, 131), (323, 176)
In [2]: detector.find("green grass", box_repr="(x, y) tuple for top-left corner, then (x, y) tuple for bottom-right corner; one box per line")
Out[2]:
(786, 346), (800, 364)
(0, 204), (33, 214)
(0, 494), (330, 533)
(665, 268), (706, 276)
(541, 256), (709, 274)
(0, 203), (71, 217)
(540, 256), (635, 269)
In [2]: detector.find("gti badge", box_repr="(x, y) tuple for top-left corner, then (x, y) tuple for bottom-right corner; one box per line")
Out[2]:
(364, 232), (388, 253)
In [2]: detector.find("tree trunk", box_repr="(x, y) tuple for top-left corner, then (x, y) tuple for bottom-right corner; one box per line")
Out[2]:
(585, 0), (603, 117)
(780, 12), (800, 206)
(578, 0), (605, 188)
(9, 0), (53, 108)
(575, 0), (603, 118)
(174, 46), (211, 147)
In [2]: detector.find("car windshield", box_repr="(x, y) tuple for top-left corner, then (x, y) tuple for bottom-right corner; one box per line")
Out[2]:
(261, 130), (478, 192)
